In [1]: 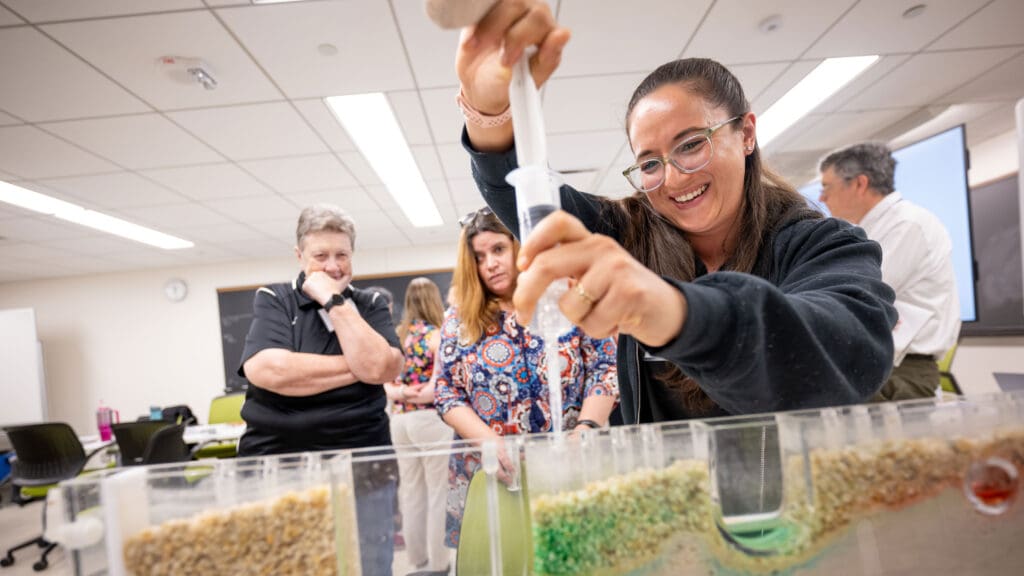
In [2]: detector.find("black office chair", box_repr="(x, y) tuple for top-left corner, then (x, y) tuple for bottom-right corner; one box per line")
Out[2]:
(111, 421), (173, 466)
(1, 423), (107, 572)
(140, 423), (192, 465)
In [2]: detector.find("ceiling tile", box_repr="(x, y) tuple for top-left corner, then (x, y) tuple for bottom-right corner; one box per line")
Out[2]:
(391, 0), (462, 88)
(140, 163), (274, 201)
(806, 0), (990, 57)
(338, 152), (383, 187)
(448, 179), (485, 205)
(0, 241), (76, 260)
(783, 108), (916, 152)
(37, 171), (186, 209)
(840, 48), (1020, 110)
(412, 146), (444, 181)
(544, 73), (645, 134)
(175, 244), (247, 264)
(102, 249), (189, 269)
(292, 99), (355, 152)
(419, 86), (466, 145)
(390, 90), (436, 146)
(119, 202), (233, 229)
(3, 0), (202, 22)
(213, 237), (292, 259)
(929, 0), (1024, 50)
(937, 50), (1024, 104)
(245, 218), (296, 243)
(40, 234), (148, 256)
(42, 11), (282, 109)
(0, 125), (117, 178)
(728, 63), (791, 104)
(283, 187), (379, 214)
(813, 55), (912, 114)
(0, 27), (149, 121)
(216, 2), (415, 98)
(887, 102), (1005, 149)
(548, 131), (628, 174)
(351, 227), (411, 251)
(685, 0), (855, 63)
(240, 154), (357, 193)
(0, 5), (24, 25)
(203, 194), (298, 222)
(555, 0), (714, 77)
(0, 215), (94, 241)
(436, 143), (473, 181)
(43, 113), (223, 169)
(0, 110), (23, 126)
(168, 102), (327, 160)
(751, 60), (821, 115)
(172, 221), (268, 244)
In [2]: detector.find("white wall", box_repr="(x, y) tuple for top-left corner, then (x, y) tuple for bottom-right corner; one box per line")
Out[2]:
(0, 242), (457, 436)
(954, 336), (1024, 395)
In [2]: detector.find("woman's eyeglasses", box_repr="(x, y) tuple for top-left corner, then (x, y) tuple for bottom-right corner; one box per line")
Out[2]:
(458, 206), (494, 228)
(622, 115), (742, 193)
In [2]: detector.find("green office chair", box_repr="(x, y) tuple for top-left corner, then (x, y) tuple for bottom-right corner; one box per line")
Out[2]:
(1, 423), (108, 572)
(938, 344), (961, 395)
(193, 393), (245, 460)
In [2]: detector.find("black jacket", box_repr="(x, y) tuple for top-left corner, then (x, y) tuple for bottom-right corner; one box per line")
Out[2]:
(464, 131), (897, 424)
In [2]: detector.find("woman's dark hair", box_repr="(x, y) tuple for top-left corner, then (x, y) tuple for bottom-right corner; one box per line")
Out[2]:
(610, 58), (822, 414)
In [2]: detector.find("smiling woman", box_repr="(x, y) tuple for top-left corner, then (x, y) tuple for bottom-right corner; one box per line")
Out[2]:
(454, 0), (898, 424)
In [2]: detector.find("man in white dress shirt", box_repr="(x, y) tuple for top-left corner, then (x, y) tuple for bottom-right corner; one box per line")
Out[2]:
(819, 142), (960, 400)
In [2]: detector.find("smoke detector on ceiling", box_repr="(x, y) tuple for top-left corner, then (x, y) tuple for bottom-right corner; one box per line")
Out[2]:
(157, 56), (218, 90)
(758, 14), (783, 34)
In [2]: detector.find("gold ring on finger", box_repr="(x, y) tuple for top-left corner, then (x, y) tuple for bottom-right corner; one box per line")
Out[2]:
(575, 283), (597, 306)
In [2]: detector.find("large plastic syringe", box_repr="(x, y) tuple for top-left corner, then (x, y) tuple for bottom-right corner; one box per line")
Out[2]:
(504, 48), (571, 435)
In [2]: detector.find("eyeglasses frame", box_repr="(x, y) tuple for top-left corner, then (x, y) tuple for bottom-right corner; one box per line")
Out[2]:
(621, 115), (744, 193)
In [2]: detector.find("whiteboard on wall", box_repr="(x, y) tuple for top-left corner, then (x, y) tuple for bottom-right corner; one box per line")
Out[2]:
(0, 308), (47, 427)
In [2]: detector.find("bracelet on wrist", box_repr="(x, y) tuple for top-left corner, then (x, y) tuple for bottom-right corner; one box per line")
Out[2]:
(576, 419), (603, 430)
(455, 88), (512, 128)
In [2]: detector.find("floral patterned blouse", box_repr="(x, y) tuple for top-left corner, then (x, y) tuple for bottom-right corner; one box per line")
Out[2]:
(434, 307), (618, 546)
(391, 319), (439, 414)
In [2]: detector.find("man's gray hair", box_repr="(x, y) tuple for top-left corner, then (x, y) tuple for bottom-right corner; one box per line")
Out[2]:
(819, 142), (897, 195)
(296, 204), (357, 248)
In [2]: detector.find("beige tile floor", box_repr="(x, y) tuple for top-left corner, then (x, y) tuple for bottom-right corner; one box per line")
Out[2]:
(0, 500), (451, 576)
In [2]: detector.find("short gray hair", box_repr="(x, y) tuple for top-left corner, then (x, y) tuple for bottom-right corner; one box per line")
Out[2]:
(296, 204), (357, 249)
(819, 142), (897, 195)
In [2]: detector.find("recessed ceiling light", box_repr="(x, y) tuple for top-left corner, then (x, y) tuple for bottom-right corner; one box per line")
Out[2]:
(325, 93), (443, 228)
(758, 55), (879, 148)
(317, 43), (339, 56)
(0, 181), (194, 250)
(902, 4), (927, 19)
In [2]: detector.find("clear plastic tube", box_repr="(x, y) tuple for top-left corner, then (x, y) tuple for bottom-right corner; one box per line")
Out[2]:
(505, 47), (571, 435)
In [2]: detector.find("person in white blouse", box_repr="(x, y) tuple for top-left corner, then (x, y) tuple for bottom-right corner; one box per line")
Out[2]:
(818, 142), (960, 400)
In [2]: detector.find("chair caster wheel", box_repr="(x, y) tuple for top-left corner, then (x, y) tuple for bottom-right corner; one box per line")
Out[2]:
(33, 559), (48, 571)
(0, 556), (14, 567)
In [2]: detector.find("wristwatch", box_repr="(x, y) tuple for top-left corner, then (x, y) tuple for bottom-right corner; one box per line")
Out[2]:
(323, 292), (347, 313)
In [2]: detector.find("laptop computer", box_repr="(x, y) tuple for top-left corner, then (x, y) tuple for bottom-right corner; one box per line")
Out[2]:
(993, 372), (1024, 392)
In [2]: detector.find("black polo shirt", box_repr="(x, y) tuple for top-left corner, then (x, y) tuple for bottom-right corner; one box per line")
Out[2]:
(236, 272), (400, 456)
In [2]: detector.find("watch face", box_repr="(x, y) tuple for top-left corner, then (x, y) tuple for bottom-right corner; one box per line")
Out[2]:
(164, 278), (188, 302)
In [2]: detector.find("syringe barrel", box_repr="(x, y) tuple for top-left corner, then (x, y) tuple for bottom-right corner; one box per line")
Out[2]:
(506, 165), (563, 239)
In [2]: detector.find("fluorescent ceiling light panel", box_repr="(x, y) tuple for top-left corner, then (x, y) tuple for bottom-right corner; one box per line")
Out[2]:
(758, 55), (879, 148)
(325, 93), (444, 228)
(0, 180), (193, 250)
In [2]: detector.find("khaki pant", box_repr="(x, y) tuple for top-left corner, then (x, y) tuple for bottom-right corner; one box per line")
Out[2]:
(872, 354), (939, 402)
(389, 409), (454, 572)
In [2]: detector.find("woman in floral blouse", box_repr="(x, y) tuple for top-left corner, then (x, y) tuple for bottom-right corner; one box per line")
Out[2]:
(434, 208), (619, 547)
(383, 277), (452, 574)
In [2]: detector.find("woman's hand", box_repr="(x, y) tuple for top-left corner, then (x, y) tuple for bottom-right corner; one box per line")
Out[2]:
(456, 0), (570, 150)
(515, 211), (688, 347)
